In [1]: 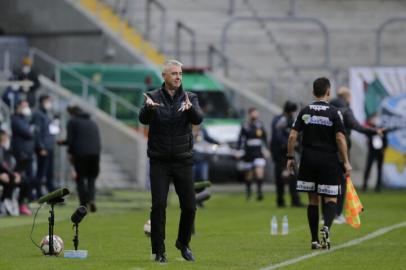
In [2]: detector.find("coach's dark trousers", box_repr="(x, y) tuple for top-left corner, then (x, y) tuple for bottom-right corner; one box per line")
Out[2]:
(150, 159), (196, 255)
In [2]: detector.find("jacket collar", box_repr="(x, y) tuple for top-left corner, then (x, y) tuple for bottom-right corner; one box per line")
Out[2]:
(160, 83), (184, 101)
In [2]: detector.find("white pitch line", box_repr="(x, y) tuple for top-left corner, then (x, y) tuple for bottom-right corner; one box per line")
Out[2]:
(260, 221), (406, 270)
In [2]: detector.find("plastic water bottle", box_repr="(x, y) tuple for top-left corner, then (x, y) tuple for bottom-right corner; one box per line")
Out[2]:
(282, 215), (289, 235)
(270, 216), (278, 235)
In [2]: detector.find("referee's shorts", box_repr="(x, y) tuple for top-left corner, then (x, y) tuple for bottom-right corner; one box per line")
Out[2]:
(296, 148), (341, 197)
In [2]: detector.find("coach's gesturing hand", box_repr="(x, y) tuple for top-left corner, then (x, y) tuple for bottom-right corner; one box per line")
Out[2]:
(178, 94), (192, 112)
(143, 93), (160, 108)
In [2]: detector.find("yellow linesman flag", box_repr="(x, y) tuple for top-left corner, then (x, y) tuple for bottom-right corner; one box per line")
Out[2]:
(344, 177), (364, 229)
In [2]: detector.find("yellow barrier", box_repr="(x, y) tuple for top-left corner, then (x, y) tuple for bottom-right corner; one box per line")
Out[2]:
(79, 0), (165, 65)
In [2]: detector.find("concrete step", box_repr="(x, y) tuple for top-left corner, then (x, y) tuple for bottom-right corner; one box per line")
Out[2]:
(97, 153), (134, 189)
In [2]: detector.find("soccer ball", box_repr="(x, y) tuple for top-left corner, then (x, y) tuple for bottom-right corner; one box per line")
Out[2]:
(143, 219), (151, 236)
(40, 235), (64, 256)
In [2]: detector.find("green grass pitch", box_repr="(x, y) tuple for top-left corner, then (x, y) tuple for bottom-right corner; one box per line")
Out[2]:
(0, 189), (405, 270)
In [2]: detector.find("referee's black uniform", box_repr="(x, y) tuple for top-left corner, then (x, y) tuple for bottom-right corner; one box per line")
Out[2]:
(287, 77), (351, 249)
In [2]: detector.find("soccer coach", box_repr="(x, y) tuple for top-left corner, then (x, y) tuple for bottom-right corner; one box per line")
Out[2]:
(139, 59), (203, 263)
(286, 77), (352, 250)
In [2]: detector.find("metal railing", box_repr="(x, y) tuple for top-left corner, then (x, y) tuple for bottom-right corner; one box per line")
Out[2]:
(376, 17), (406, 66)
(175, 21), (197, 67)
(40, 75), (148, 188)
(228, 0), (236, 16)
(220, 16), (330, 69)
(1, 51), (11, 78)
(208, 45), (229, 76)
(145, 0), (166, 52)
(244, 0), (301, 74)
(101, 0), (167, 54)
(208, 44), (280, 102)
(0, 46), (28, 78)
(28, 48), (141, 125)
(287, 0), (297, 17)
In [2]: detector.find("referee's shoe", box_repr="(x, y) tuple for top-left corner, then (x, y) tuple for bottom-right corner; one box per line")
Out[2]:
(176, 240), (195, 261)
(320, 226), (331, 249)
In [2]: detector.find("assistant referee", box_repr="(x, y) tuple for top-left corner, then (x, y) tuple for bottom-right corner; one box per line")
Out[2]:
(287, 77), (352, 250)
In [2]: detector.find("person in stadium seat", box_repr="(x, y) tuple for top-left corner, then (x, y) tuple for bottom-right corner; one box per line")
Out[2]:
(32, 95), (59, 197)
(237, 108), (268, 201)
(139, 59), (203, 263)
(2, 76), (24, 109)
(0, 130), (21, 216)
(11, 100), (35, 216)
(16, 57), (40, 108)
(287, 77), (352, 250)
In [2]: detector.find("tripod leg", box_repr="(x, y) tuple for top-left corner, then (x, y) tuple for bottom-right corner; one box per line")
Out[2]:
(48, 205), (55, 255)
(73, 225), (79, 251)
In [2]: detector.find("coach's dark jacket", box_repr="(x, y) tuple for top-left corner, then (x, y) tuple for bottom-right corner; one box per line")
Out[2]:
(330, 97), (377, 150)
(139, 84), (203, 161)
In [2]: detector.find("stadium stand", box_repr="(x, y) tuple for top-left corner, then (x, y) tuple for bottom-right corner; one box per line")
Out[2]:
(99, 0), (406, 106)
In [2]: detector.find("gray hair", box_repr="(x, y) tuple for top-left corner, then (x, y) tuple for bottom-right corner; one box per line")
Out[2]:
(162, 59), (183, 74)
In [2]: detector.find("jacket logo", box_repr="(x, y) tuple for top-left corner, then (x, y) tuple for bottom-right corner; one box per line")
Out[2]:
(302, 114), (332, 126)
(309, 105), (329, 111)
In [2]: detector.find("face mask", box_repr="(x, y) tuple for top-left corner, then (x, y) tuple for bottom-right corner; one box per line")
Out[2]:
(1, 140), (10, 150)
(22, 85), (30, 92)
(21, 107), (32, 117)
(43, 102), (52, 111)
(22, 65), (31, 74)
(11, 84), (20, 91)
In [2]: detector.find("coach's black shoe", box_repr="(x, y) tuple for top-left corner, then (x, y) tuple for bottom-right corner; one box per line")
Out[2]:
(154, 253), (167, 263)
(320, 226), (331, 250)
(175, 241), (195, 261)
(311, 241), (322, 250)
